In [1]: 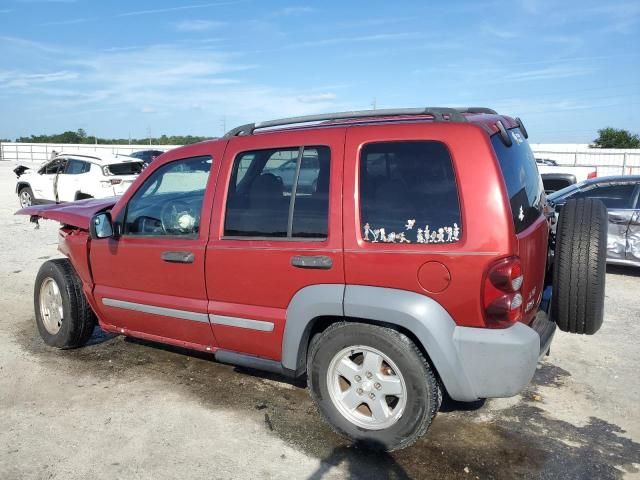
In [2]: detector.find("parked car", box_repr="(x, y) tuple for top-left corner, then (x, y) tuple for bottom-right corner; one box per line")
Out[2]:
(263, 154), (320, 193)
(17, 107), (607, 451)
(15, 153), (144, 207)
(536, 158), (597, 194)
(128, 149), (165, 165)
(548, 176), (640, 267)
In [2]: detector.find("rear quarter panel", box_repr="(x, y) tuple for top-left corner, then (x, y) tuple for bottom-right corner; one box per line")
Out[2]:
(343, 123), (515, 328)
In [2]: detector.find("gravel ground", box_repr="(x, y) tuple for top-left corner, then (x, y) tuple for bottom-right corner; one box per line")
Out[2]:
(1, 162), (639, 479)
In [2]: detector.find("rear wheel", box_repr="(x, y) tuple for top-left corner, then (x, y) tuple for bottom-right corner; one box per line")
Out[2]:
(551, 198), (607, 334)
(18, 186), (34, 208)
(308, 322), (440, 451)
(34, 259), (96, 348)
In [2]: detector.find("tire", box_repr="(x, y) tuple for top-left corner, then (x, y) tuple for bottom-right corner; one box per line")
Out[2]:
(34, 259), (96, 349)
(18, 186), (34, 208)
(551, 198), (607, 335)
(307, 322), (440, 451)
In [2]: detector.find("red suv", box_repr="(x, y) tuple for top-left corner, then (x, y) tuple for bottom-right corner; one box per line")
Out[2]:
(18, 107), (607, 451)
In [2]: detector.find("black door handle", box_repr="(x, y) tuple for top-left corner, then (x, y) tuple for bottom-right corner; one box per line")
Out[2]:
(161, 251), (195, 264)
(291, 255), (333, 269)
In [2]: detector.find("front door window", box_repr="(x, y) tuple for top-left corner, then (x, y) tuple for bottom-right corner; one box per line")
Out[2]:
(124, 156), (212, 236)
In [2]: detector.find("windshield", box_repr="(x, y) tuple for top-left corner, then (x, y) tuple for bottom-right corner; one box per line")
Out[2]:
(492, 128), (545, 233)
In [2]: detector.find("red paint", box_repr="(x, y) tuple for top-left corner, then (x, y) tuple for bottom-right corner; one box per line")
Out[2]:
(16, 111), (549, 359)
(17, 197), (117, 229)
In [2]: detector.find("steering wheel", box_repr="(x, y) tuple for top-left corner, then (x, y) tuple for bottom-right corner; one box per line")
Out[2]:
(160, 200), (198, 235)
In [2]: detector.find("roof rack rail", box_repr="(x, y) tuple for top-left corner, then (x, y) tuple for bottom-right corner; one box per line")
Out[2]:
(223, 107), (500, 138)
(455, 107), (497, 114)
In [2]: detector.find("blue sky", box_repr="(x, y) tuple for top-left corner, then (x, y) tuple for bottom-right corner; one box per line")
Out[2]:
(0, 0), (638, 143)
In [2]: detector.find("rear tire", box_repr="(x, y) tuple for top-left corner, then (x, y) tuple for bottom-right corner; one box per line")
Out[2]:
(18, 186), (34, 208)
(34, 259), (96, 348)
(307, 322), (440, 451)
(551, 198), (607, 334)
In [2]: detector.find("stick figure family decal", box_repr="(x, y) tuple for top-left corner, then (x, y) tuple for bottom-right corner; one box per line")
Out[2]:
(363, 219), (461, 244)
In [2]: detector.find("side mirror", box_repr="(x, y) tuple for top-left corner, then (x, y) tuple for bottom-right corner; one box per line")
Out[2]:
(90, 212), (114, 239)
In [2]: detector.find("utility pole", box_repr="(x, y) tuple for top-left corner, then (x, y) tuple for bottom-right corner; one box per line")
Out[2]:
(371, 97), (377, 110)
(147, 126), (152, 145)
(220, 116), (226, 136)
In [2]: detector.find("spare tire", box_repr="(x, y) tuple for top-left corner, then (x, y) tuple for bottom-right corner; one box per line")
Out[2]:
(551, 198), (607, 334)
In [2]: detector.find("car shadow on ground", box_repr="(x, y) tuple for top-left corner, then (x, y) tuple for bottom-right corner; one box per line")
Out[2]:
(307, 442), (411, 480)
(123, 335), (307, 388)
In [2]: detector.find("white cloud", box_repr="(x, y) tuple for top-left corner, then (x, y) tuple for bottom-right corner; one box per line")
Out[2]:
(40, 17), (94, 26)
(278, 6), (315, 16)
(296, 93), (337, 103)
(174, 20), (226, 32)
(504, 66), (592, 82)
(141, 106), (157, 114)
(481, 25), (518, 39)
(119, 1), (243, 18)
(293, 32), (425, 49)
(0, 70), (78, 89)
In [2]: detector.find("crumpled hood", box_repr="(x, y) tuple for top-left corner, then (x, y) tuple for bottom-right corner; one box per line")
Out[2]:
(15, 197), (118, 230)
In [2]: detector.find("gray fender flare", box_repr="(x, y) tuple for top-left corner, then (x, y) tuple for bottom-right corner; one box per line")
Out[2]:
(281, 284), (477, 400)
(343, 285), (477, 401)
(282, 284), (345, 375)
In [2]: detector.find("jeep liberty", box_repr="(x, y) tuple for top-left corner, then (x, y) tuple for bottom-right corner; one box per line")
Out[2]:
(17, 107), (607, 450)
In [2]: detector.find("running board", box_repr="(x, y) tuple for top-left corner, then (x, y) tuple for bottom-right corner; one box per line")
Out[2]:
(214, 350), (295, 377)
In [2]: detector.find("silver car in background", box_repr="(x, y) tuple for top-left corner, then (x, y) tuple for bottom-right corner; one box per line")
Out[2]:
(548, 176), (640, 267)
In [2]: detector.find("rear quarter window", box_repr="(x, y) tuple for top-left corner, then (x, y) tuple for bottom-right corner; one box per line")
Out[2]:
(492, 128), (545, 233)
(360, 141), (462, 244)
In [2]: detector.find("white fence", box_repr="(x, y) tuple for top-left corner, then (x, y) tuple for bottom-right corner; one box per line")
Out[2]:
(0, 142), (177, 164)
(530, 144), (640, 176)
(1, 142), (639, 176)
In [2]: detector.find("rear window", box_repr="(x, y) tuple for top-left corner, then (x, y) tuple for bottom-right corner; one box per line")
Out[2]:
(105, 161), (143, 176)
(492, 128), (544, 233)
(360, 141), (461, 244)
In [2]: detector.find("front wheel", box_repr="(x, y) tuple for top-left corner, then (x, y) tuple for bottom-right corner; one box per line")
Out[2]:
(34, 259), (96, 348)
(18, 186), (34, 208)
(307, 323), (440, 451)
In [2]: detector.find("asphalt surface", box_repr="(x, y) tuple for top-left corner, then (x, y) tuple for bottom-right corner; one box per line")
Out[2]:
(1, 163), (639, 479)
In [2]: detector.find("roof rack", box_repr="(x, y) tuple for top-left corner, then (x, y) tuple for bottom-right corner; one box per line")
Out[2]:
(223, 106), (497, 138)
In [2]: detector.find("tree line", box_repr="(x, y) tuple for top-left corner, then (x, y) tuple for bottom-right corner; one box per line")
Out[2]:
(2, 129), (212, 145)
(2, 127), (638, 148)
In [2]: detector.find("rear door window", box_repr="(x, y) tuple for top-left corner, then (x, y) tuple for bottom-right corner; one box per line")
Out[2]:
(492, 128), (544, 233)
(224, 146), (330, 239)
(359, 141), (461, 244)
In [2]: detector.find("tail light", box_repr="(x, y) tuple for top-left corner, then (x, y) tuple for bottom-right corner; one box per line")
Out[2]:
(100, 179), (122, 188)
(587, 171), (597, 179)
(483, 256), (523, 328)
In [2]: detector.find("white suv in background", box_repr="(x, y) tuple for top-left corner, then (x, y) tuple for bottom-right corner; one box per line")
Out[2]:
(15, 153), (144, 207)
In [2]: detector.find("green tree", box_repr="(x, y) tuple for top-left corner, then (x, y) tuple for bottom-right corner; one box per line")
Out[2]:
(592, 128), (640, 148)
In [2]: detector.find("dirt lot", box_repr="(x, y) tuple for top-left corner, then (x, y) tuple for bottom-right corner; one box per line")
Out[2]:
(1, 162), (639, 479)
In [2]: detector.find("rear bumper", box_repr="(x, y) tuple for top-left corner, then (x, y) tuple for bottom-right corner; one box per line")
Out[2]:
(451, 310), (556, 401)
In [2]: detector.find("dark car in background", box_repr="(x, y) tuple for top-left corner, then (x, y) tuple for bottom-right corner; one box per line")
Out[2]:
(548, 176), (640, 267)
(128, 149), (165, 165)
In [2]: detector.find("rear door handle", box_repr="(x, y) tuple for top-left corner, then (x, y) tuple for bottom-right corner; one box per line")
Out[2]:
(291, 255), (333, 269)
(161, 251), (195, 264)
